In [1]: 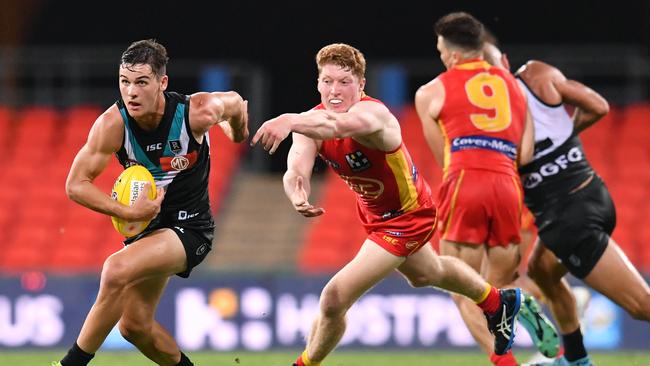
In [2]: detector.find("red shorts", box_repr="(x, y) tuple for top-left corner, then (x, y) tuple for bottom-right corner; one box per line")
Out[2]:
(364, 200), (437, 257)
(437, 169), (522, 247)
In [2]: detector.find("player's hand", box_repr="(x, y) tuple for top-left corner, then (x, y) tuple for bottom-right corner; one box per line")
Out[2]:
(290, 177), (325, 217)
(127, 183), (165, 221)
(250, 114), (292, 154)
(289, 176), (324, 217)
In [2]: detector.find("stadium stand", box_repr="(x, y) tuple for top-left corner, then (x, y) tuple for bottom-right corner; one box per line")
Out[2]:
(0, 105), (247, 273)
(0, 103), (648, 274)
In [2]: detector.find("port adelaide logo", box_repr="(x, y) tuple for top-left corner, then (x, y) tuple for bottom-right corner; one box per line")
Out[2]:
(168, 140), (183, 154)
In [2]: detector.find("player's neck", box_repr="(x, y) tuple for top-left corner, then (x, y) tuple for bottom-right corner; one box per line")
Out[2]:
(134, 93), (166, 130)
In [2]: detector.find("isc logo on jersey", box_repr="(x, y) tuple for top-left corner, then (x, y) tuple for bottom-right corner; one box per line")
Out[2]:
(110, 165), (157, 237)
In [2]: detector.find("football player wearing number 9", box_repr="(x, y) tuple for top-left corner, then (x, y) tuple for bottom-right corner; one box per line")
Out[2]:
(415, 12), (541, 366)
(56, 39), (248, 366)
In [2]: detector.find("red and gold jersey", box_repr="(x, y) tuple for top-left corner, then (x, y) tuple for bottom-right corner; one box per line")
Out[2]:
(315, 96), (433, 227)
(437, 59), (527, 177)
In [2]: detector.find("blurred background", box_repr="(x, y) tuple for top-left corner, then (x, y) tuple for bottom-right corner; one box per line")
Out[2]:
(0, 0), (648, 355)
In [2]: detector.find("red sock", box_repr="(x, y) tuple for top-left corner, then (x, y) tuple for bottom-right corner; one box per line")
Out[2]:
(477, 286), (501, 315)
(293, 355), (305, 366)
(490, 350), (517, 366)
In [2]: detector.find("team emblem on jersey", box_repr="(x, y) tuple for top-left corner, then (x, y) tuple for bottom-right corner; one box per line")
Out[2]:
(340, 175), (384, 200)
(169, 140), (182, 154)
(345, 151), (371, 172)
(170, 156), (190, 171)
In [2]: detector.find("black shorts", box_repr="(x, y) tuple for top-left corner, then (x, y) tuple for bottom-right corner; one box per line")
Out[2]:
(124, 223), (214, 278)
(533, 175), (616, 278)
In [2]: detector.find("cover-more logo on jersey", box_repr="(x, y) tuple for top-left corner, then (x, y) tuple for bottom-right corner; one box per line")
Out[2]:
(345, 151), (372, 172)
(451, 135), (517, 160)
(522, 147), (584, 189)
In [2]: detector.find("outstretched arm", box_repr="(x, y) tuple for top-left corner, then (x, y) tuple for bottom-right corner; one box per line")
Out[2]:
(190, 91), (249, 142)
(65, 106), (164, 221)
(251, 100), (392, 154)
(282, 133), (324, 217)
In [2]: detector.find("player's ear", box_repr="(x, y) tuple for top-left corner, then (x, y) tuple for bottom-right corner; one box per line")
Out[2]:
(450, 51), (461, 67)
(160, 75), (169, 91)
(502, 53), (511, 71)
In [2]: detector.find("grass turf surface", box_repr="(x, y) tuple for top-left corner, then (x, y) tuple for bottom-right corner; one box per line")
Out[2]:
(2, 351), (650, 366)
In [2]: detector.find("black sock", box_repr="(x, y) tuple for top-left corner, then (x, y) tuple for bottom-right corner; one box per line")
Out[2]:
(61, 342), (95, 366)
(562, 328), (588, 362)
(176, 352), (194, 366)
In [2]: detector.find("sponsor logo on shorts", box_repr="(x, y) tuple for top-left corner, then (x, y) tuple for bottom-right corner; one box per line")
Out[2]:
(568, 254), (581, 267)
(385, 230), (404, 237)
(382, 235), (399, 245)
(196, 243), (209, 256)
(381, 210), (403, 220)
(405, 241), (419, 250)
(178, 210), (199, 220)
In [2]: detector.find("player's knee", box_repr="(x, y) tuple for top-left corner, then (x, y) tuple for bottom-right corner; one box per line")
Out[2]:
(100, 255), (131, 290)
(118, 318), (150, 342)
(319, 287), (348, 318)
(405, 274), (434, 288)
(527, 259), (545, 285)
(627, 294), (650, 321)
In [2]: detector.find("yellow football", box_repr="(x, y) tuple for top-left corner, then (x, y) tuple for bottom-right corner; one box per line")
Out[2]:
(110, 165), (157, 237)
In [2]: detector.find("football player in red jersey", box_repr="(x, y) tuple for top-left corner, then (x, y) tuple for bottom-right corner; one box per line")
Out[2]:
(253, 42), (525, 366)
(414, 12), (557, 366)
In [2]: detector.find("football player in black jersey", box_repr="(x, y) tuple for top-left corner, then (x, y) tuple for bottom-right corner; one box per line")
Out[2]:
(485, 42), (650, 366)
(55, 39), (248, 366)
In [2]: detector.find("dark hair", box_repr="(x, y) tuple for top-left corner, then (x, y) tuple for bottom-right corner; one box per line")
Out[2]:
(434, 12), (485, 51)
(120, 39), (169, 77)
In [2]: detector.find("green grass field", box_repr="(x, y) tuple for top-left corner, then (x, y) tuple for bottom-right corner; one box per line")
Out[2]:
(2, 350), (650, 366)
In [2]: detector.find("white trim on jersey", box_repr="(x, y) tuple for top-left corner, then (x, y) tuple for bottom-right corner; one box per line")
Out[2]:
(517, 79), (574, 160)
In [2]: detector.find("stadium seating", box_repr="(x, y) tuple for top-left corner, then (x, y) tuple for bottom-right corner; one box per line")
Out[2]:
(0, 105), (246, 274)
(0, 103), (648, 274)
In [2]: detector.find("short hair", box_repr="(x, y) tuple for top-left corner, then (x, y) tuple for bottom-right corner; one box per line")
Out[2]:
(434, 12), (485, 51)
(120, 39), (169, 77)
(316, 43), (366, 79)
